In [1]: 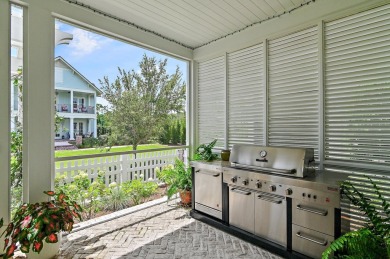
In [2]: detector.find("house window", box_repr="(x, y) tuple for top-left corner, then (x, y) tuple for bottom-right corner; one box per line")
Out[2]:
(73, 122), (77, 135)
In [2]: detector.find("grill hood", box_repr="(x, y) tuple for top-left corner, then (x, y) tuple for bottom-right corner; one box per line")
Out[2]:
(229, 144), (315, 178)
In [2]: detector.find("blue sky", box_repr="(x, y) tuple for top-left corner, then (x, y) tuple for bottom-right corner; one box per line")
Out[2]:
(55, 21), (188, 105)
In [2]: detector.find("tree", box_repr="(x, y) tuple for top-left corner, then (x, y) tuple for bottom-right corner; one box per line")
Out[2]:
(99, 54), (186, 150)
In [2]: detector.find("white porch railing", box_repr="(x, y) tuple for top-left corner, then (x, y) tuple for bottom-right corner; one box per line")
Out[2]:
(55, 146), (188, 186)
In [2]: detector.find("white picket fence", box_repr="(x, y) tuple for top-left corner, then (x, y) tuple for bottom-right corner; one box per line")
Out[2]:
(55, 147), (187, 186)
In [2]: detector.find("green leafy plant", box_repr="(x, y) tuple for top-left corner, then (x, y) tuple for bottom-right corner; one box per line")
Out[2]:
(194, 139), (218, 161)
(122, 179), (158, 205)
(156, 158), (192, 200)
(55, 171), (106, 220)
(0, 191), (82, 258)
(101, 182), (129, 211)
(322, 176), (390, 258)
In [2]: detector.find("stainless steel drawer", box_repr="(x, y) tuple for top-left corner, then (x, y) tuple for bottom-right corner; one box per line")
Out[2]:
(254, 192), (286, 246)
(292, 224), (333, 259)
(229, 186), (254, 233)
(194, 169), (222, 213)
(292, 199), (334, 236)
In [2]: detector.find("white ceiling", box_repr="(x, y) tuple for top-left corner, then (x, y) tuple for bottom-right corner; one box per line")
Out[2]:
(66, 0), (314, 49)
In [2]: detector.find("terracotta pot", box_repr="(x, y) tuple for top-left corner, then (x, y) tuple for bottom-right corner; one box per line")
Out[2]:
(179, 190), (192, 205)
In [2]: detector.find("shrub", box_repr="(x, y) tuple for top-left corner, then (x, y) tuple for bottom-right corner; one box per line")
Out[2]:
(54, 171), (106, 220)
(101, 183), (129, 211)
(122, 179), (158, 205)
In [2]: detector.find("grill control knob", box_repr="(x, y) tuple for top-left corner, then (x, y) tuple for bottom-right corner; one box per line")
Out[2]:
(242, 179), (249, 185)
(269, 185), (276, 192)
(285, 188), (293, 195)
(231, 176), (237, 183)
(256, 181), (262, 188)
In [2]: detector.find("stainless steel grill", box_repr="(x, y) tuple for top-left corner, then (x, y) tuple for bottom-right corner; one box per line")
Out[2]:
(224, 144), (342, 258)
(229, 144), (315, 178)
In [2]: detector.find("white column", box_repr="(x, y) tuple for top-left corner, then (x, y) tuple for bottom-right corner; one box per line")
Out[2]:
(23, 3), (54, 203)
(0, 0), (11, 243)
(70, 90), (73, 113)
(93, 118), (97, 138)
(69, 117), (74, 140)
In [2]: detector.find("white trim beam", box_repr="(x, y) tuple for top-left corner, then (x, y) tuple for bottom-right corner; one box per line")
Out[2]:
(0, 0), (11, 231)
(20, 0), (192, 61)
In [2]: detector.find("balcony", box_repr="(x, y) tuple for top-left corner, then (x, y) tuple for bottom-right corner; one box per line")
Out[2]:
(72, 105), (95, 114)
(56, 103), (95, 114)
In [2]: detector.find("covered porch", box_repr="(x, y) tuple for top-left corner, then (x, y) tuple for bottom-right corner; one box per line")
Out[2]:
(1, 0), (389, 258)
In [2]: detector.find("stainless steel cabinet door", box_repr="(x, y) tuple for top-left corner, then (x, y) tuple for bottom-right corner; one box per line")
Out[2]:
(194, 169), (222, 211)
(229, 186), (254, 233)
(254, 192), (287, 246)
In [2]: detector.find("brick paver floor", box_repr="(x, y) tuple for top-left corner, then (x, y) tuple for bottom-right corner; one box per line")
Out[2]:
(57, 201), (282, 259)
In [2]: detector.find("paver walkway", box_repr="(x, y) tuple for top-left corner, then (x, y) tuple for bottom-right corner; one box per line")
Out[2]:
(58, 201), (282, 259)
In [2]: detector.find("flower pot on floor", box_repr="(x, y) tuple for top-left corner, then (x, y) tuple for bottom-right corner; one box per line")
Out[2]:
(26, 234), (61, 259)
(179, 190), (192, 205)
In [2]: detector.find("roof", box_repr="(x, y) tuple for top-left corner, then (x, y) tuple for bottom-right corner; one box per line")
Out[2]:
(55, 56), (103, 96)
(63, 0), (316, 50)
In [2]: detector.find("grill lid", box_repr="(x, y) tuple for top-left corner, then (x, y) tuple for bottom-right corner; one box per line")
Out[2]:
(229, 144), (314, 178)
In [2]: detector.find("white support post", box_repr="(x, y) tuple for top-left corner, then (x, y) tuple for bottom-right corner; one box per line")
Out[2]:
(23, 3), (54, 203)
(190, 61), (198, 158)
(93, 118), (97, 138)
(0, 0), (11, 245)
(69, 117), (74, 140)
(70, 90), (74, 113)
(318, 21), (325, 170)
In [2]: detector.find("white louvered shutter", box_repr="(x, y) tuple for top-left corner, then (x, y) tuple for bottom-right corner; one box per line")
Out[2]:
(198, 56), (225, 149)
(324, 4), (390, 230)
(228, 44), (264, 147)
(268, 27), (319, 159)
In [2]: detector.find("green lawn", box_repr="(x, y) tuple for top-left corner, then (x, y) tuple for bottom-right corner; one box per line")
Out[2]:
(55, 144), (168, 158)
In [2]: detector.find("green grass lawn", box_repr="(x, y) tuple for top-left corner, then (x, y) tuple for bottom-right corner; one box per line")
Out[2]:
(55, 143), (168, 158)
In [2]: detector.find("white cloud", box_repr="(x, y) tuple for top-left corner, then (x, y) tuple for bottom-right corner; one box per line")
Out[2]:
(68, 28), (111, 57)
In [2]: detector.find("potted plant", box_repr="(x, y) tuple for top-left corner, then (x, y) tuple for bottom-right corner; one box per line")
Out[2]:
(322, 176), (390, 258)
(194, 139), (219, 162)
(0, 191), (82, 259)
(156, 158), (192, 205)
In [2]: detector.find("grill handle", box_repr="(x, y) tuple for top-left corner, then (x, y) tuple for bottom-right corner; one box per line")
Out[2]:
(296, 204), (328, 216)
(231, 188), (251, 195)
(257, 195), (283, 204)
(195, 170), (220, 177)
(296, 232), (328, 246)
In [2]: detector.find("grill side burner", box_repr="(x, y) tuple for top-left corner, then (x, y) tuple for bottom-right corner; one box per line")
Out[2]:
(229, 144), (315, 178)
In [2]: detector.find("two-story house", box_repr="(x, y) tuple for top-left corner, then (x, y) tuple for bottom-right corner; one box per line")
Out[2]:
(11, 9), (102, 140)
(54, 56), (102, 139)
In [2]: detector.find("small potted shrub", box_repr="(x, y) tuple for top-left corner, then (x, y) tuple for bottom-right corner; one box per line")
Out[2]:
(194, 139), (219, 162)
(156, 158), (192, 205)
(0, 191), (82, 258)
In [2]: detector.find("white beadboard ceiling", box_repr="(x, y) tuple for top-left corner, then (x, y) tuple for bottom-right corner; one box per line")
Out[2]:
(64, 0), (315, 49)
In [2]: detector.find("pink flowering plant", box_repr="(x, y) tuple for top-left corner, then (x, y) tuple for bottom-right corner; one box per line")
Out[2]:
(0, 191), (82, 258)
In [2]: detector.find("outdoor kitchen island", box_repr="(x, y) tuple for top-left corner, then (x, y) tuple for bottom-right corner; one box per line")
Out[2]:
(190, 145), (348, 259)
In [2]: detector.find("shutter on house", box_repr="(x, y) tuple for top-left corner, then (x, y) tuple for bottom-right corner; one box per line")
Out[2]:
(324, 4), (390, 230)
(228, 44), (264, 147)
(198, 56), (225, 149)
(268, 27), (319, 159)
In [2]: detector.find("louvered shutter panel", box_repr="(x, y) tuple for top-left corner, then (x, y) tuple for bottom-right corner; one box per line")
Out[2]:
(324, 4), (390, 230)
(228, 44), (264, 147)
(268, 27), (319, 159)
(198, 56), (225, 149)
